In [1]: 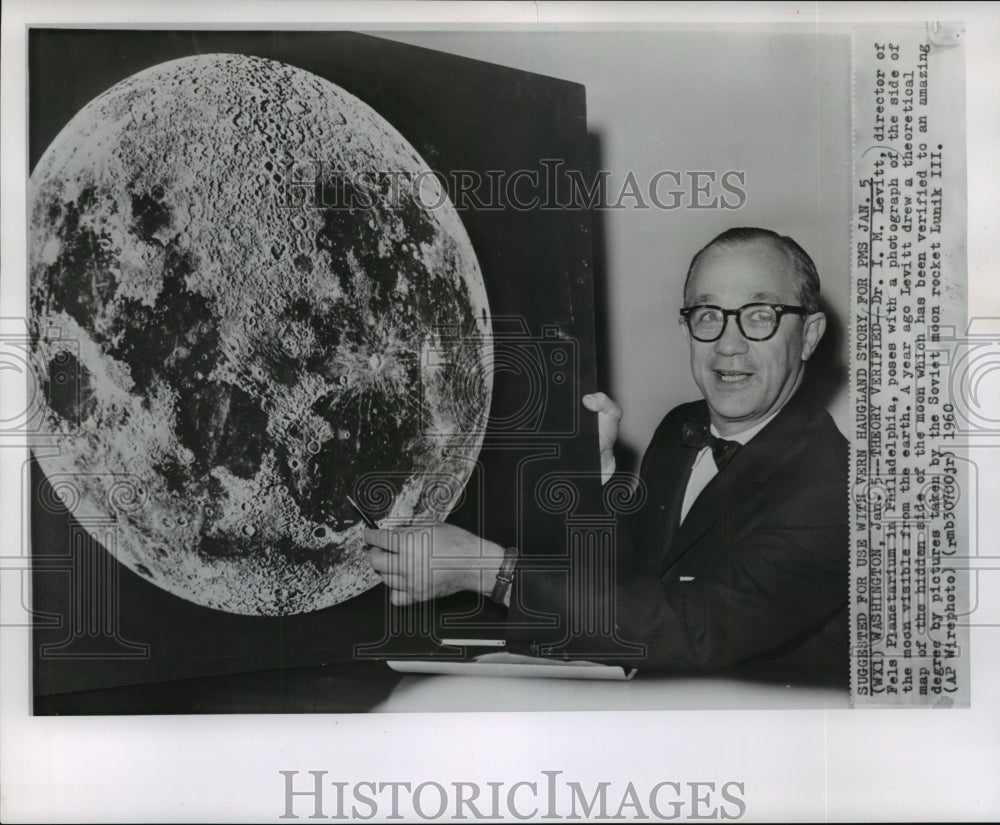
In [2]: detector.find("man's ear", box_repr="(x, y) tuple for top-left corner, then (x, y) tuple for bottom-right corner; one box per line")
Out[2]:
(800, 312), (826, 361)
(679, 314), (691, 343)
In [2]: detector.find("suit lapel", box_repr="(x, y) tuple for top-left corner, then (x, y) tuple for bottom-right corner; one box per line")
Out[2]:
(657, 442), (698, 566)
(658, 393), (816, 575)
(631, 403), (704, 576)
(659, 449), (759, 574)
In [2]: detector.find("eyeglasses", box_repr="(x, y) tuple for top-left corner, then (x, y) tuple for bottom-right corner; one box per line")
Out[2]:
(679, 303), (810, 342)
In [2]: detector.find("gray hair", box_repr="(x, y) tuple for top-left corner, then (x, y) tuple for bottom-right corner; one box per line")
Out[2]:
(683, 227), (821, 313)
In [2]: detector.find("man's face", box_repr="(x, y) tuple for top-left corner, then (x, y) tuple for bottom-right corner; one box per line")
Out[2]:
(681, 239), (826, 436)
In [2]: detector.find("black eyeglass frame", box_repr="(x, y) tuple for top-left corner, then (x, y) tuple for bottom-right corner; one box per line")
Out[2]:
(679, 302), (811, 342)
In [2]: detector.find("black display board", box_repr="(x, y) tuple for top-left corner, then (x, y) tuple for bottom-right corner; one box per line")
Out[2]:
(29, 30), (602, 709)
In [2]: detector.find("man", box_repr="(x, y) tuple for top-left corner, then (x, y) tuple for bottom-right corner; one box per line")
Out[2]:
(366, 227), (848, 677)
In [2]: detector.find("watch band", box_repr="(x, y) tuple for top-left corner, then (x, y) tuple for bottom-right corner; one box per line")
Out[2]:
(490, 545), (519, 604)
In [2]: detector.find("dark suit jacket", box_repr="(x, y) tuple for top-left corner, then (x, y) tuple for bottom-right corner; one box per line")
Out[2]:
(507, 390), (849, 677)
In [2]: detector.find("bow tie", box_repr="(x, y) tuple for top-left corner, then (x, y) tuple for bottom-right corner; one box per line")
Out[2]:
(680, 420), (742, 470)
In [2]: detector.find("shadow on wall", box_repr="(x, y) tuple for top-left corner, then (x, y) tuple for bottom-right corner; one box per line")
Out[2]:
(800, 295), (848, 421)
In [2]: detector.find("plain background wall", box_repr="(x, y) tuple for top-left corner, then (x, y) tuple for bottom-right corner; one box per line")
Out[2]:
(376, 30), (850, 464)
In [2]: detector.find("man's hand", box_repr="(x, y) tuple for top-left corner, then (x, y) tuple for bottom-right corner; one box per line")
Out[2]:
(365, 523), (506, 606)
(582, 392), (622, 482)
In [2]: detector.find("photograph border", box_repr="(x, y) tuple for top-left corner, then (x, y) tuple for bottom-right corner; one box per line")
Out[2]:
(2, 2), (999, 822)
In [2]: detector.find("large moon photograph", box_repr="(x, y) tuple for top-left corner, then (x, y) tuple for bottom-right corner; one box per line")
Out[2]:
(29, 53), (493, 615)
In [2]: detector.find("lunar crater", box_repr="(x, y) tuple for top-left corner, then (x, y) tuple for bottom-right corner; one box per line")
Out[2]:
(30, 53), (492, 615)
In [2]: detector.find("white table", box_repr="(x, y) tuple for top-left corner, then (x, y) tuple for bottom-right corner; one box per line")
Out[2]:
(374, 670), (850, 712)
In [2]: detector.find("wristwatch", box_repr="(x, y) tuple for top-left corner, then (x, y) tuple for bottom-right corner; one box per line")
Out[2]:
(490, 545), (519, 605)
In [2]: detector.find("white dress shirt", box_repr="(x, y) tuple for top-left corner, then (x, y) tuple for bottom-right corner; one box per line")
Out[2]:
(679, 410), (781, 523)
